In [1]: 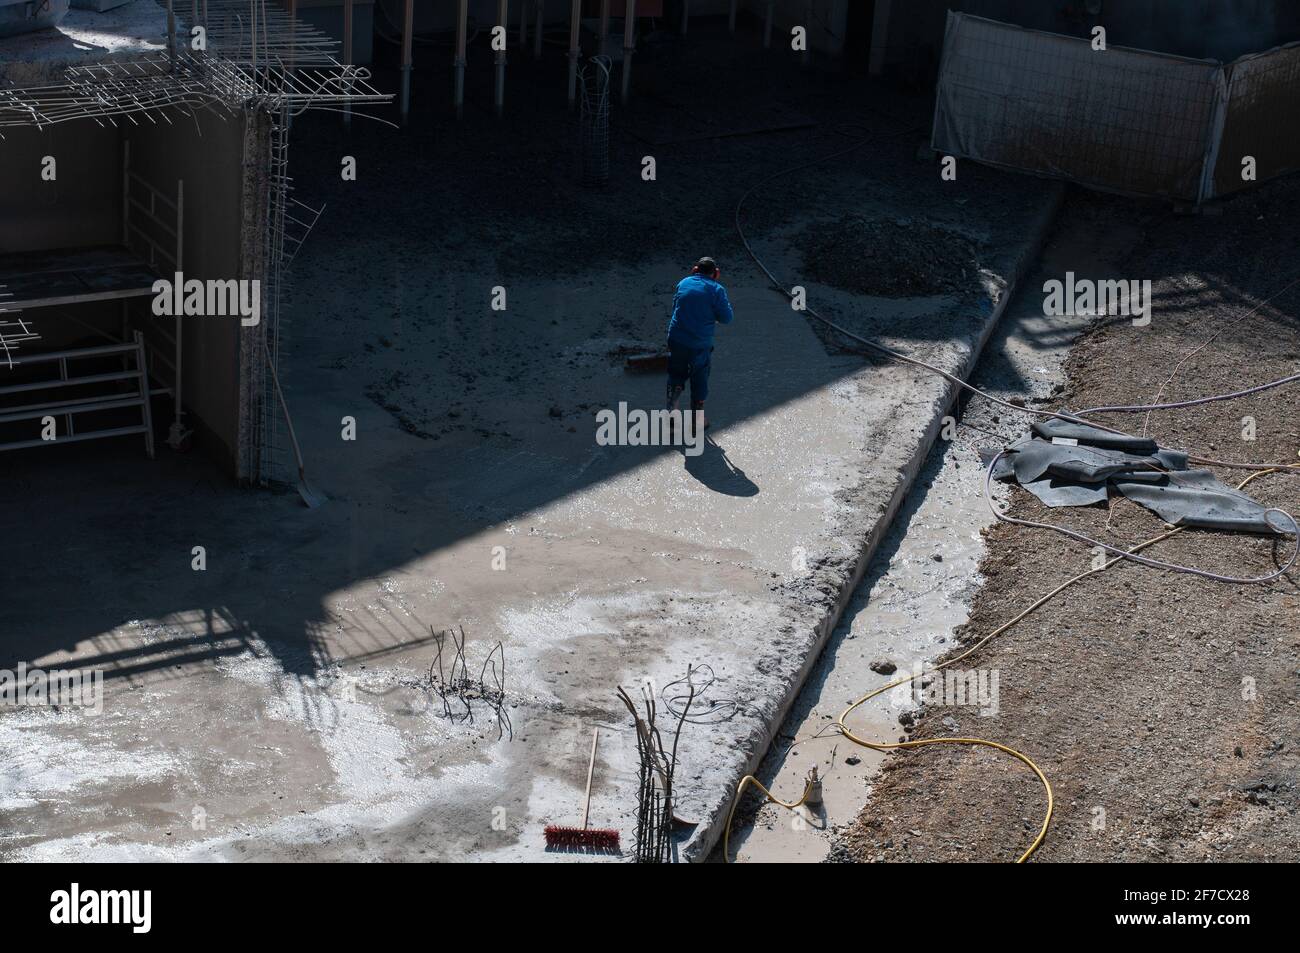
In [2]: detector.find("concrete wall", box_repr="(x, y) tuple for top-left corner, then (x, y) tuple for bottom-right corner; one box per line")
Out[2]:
(125, 110), (250, 476)
(0, 121), (120, 254)
(0, 120), (125, 350)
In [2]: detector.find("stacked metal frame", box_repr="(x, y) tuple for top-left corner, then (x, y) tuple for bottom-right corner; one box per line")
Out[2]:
(0, 306), (38, 371)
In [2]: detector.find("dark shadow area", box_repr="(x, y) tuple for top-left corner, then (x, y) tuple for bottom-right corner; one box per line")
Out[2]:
(683, 435), (759, 497)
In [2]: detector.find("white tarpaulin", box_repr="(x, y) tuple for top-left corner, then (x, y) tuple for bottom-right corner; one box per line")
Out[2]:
(1214, 41), (1300, 197)
(932, 12), (1223, 203)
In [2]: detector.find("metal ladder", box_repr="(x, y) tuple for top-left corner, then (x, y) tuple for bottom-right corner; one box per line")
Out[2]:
(0, 330), (154, 457)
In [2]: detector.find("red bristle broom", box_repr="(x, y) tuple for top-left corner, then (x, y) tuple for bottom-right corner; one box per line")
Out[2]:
(544, 728), (621, 851)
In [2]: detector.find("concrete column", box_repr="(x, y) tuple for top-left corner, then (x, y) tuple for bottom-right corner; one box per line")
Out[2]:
(287, 0), (299, 73)
(455, 0), (469, 118)
(166, 0), (176, 69)
(599, 0), (610, 57)
(868, 0), (892, 75)
(343, 0), (354, 127)
(680, 0), (688, 35)
(400, 0), (414, 121)
(802, 0), (811, 67)
(534, 0), (544, 59)
(763, 0), (775, 49)
(621, 0), (635, 105)
(519, 0), (529, 48)
(495, 0), (509, 117)
(728, 0), (737, 33)
(567, 0), (581, 108)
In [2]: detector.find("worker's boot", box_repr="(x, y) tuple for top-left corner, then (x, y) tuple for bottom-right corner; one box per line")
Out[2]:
(691, 401), (708, 432)
(666, 381), (685, 412)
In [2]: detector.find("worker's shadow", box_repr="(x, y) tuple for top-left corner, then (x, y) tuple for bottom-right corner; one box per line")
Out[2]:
(682, 435), (759, 497)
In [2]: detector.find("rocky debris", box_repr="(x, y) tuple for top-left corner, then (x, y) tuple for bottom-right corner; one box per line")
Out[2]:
(869, 658), (897, 675)
(799, 217), (981, 298)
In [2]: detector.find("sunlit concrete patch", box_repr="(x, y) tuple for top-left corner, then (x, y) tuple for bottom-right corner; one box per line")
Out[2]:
(0, 709), (183, 813)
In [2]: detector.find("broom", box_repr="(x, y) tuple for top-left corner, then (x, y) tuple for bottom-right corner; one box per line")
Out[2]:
(544, 728), (621, 851)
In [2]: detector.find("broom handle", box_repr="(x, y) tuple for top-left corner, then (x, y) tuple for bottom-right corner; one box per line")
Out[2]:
(582, 728), (599, 831)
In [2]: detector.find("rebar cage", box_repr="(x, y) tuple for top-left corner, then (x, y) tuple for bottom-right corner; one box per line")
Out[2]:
(578, 55), (611, 187)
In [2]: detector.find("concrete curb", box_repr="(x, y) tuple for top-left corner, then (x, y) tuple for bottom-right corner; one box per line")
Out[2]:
(685, 182), (1067, 862)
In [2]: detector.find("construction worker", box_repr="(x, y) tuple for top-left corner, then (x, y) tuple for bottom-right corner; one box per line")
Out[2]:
(666, 256), (734, 429)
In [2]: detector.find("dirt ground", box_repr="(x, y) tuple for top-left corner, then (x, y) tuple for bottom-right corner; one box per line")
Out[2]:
(838, 178), (1300, 862)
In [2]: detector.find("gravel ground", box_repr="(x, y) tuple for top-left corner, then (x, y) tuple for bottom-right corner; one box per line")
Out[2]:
(838, 177), (1300, 863)
(798, 217), (981, 297)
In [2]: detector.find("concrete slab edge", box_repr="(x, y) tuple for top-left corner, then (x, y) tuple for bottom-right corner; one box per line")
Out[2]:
(683, 182), (1067, 862)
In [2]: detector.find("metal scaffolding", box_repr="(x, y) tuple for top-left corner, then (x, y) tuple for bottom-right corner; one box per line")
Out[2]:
(1, 3), (388, 132)
(0, 0), (390, 485)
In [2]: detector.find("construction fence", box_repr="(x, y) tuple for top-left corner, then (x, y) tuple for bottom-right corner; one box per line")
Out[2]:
(932, 12), (1300, 204)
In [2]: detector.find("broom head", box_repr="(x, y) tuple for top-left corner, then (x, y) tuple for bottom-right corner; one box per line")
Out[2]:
(544, 824), (621, 851)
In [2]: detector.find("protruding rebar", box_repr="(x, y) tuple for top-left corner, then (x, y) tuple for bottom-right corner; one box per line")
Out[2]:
(455, 0), (468, 118)
(495, 0), (509, 117)
(802, 0), (811, 68)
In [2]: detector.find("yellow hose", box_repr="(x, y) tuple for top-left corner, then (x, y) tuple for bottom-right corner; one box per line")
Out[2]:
(723, 465), (1294, 863)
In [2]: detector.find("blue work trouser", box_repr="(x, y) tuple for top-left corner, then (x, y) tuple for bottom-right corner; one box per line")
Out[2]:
(666, 340), (712, 408)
